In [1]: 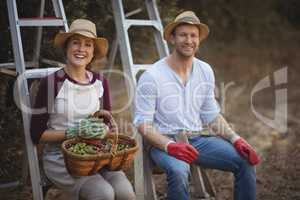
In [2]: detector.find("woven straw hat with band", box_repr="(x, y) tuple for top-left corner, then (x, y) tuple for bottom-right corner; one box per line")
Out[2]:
(163, 11), (209, 42)
(54, 19), (108, 59)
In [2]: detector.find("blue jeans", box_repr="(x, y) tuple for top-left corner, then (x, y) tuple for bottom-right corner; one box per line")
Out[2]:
(150, 136), (256, 200)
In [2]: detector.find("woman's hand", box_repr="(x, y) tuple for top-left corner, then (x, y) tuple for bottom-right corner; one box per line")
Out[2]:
(93, 110), (118, 134)
(78, 118), (109, 139)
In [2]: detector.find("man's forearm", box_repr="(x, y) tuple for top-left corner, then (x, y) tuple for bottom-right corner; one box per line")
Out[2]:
(208, 114), (240, 143)
(137, 123), (174, 151)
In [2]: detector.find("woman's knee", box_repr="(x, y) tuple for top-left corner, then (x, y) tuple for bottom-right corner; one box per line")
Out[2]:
(103, 171), (136, 200)
(80, 177), (115, 200)
(82, 187), (114, 200)
(115, 187), (136, 200)
(100, 187), (115, 200)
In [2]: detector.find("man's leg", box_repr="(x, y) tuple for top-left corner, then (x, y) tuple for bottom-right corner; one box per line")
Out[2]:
(150, 147), (190, 200)
(189, 136), (256, 200)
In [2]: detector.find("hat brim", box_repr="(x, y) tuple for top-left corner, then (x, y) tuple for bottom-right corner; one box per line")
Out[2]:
(164, 21), (209, 42)
(54, 32), (108, 59)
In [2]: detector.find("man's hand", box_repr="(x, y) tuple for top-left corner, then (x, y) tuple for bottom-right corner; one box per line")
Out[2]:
(233, 138), (260, 165)
(167, 142), (199, 164)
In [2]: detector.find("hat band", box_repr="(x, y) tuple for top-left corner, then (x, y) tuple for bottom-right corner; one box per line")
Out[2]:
(70, 29), (97, 38)
(177, 16), (200, 24)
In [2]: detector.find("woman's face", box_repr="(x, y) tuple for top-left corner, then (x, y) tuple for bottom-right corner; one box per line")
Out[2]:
(65, 35), (95, 69)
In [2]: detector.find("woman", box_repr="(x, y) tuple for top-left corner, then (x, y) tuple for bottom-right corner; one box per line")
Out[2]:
(30, 19), (136, 200)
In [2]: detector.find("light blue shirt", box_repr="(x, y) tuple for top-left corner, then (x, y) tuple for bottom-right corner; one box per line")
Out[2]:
(134, 57), (220, 135)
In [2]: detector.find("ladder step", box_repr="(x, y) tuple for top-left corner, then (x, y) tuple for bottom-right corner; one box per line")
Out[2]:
(18, 17), (65, 27)
(23, 68), (60, 79)
(41, 58), (65, 68)
(0, 61), (38, 69)
(124, 19), (161, 30)
(132, 64), (151, 75)
(0, 68), (17, 76)
(0, 181), (20, 189)
(132, 64), (152, 71)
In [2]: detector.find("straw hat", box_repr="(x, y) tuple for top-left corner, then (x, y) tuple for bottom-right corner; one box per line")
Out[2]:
(54, 19), (108, 59)
(163, 11), (209, 42)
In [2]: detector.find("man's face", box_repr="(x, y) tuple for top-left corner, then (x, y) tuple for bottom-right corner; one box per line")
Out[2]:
(170, 24), (200, 58)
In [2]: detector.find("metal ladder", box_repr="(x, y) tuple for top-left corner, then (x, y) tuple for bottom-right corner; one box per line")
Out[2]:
(4, 0), (68, 74)
(2, 0), (68, 199)
(110, 0), (216, 199)
(111, 0), (168, 199)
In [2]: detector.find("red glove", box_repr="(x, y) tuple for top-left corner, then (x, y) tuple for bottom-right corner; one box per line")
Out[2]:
(233, 138), (260, 165)
(167, 142), (199, 164)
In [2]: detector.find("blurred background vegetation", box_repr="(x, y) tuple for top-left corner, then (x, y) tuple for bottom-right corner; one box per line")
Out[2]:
(0, 0), (299, 199)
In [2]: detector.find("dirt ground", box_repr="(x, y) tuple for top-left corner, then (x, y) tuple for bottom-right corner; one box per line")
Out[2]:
(151, 80), (300, 200)
(0, 66), (299, 200)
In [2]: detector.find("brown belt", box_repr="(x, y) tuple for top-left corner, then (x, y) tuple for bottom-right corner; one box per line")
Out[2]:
(165, 129), (211, 139)
(180, 129), (211, 138)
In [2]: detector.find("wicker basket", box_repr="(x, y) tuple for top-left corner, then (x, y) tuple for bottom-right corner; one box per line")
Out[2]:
(62, 133), (139, 176)
(106, 134), (139, 171)
(61, 138), (111, 176)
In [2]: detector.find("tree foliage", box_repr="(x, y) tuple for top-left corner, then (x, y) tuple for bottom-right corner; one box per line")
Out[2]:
(0, 0), (299, 64)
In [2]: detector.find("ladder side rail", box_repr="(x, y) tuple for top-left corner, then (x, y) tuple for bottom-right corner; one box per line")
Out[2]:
(143, 140), (158, 200)
(106, 37), (118, 80)
(106, 9), (143, 79)
(145, 0), (169, 58)
(52, 0), (69, 31)
(175, 132), (216, 199)
(175, 133), (210, 198)
(111, 1), (145, 199)
(16, 73), (44, 200)
(18, 68), (59, 199)
(33, 0), (46, 65)
(133, 132), (146, 200)
(7, 0), (26, 74)
(152, 28), (169, 58)
(111, 0), (136, 84)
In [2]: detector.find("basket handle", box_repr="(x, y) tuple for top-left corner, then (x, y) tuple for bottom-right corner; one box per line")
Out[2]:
(109, 130), (119, 156)
(92, 110), (119, 155)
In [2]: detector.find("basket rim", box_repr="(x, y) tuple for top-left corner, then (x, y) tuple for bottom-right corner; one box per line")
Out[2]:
(62, 138), (111, 160)
(62, 134), (139, 159)
(106, 134), (139, 154)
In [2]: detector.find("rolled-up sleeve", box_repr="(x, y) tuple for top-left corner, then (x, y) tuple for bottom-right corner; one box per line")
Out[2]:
(133, 72), (158, 127)
(199, 66), (220, 124)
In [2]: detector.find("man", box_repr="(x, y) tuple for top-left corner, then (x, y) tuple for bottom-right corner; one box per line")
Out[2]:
(134, 11), (260, 200)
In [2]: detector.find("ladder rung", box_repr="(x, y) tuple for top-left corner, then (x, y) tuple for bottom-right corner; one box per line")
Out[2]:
(0, 68), (17, 76)
(125, 8), (143, 17)
(18, 17), (65, 27)
(0, 181), (20, 189)
(132, 64), (151, 75)
(41, 58), (65, 68)
(124, 19), (161, 30)
(0, 61), (38, 69)
(23, 68), (60, 79)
